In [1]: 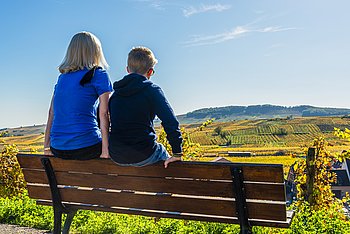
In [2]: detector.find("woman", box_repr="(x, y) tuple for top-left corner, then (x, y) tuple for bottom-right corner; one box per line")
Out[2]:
(44, 31), (112, 159)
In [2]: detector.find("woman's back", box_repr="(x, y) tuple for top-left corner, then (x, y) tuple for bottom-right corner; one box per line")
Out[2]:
(51, 68), (111, 150)
(44, 31), (112, 159)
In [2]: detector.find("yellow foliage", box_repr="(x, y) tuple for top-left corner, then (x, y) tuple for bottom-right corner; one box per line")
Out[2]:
(293, 137), (338, 210)
(158, 127), (202, 161)
(0, 144), (26, 198)
(334, 127), (350, 161)
(157, 119), (214, 160)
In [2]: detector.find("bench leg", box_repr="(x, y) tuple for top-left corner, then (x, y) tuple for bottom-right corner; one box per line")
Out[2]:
(231, 167), (252, 234)
(53, 207), (63, 234)
(62, 209), (77, 234)
(240, 226), (252, 234)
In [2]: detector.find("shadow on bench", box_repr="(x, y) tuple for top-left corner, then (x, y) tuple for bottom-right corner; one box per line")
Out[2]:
(17, 154), (294, 234)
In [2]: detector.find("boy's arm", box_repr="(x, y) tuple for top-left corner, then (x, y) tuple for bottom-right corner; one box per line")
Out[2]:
(152, 86), (183, 154)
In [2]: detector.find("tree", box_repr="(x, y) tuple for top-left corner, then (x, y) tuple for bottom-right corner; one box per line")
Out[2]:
(214, 126), (222, 136)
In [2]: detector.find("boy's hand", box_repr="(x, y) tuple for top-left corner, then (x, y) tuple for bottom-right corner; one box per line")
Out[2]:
(164, 156), (182, 168)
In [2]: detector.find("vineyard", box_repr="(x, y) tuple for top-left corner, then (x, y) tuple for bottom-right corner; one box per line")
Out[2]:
(187, 116), (350, 157)
(1, 117), (350, 158)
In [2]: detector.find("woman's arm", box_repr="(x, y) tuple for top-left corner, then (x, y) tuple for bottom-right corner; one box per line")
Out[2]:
(44, 98), (54, 156)
(99, 92), (111, 158)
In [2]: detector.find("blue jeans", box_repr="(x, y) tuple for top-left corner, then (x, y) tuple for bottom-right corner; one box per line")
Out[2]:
(115, 143), (170, 167)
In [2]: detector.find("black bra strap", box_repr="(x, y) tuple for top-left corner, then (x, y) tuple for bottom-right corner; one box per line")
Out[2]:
(80, 66), (102, 86)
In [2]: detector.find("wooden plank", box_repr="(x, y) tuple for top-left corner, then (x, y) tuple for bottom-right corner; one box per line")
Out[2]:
(17, 154), (284, 183)
(37, 200), (292, 228)
(27, 185), (51, 200)
(28, 185), (286, 221)
(22, 169), (286, 201)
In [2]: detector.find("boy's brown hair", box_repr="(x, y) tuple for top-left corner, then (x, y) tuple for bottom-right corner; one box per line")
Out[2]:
(127, 46), (158, 75)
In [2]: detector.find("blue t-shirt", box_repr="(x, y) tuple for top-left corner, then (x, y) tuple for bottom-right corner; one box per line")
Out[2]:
(50, 68), (113, 150)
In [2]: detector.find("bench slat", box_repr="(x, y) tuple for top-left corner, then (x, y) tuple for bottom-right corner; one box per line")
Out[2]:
(28, 185), (287, 221)
(23, 169), (286, 201)
(17, 154), (284, 183)
(36, 200), (293, 228)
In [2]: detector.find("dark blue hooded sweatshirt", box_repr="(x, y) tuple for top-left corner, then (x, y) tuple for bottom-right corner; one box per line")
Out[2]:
(108, 73), (183, 164)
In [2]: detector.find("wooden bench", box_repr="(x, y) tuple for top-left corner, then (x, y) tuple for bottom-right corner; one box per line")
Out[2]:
(16, 153), (294, 234)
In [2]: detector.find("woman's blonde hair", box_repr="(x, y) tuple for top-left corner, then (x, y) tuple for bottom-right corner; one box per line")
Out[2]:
(58, 31), (109, 74)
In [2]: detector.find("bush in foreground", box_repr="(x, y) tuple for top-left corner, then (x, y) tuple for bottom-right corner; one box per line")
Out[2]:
(0, 144), (26, 198)
(1, 193), (350, 233)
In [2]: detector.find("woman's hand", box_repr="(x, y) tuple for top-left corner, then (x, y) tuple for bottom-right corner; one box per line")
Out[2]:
(100, 152), (110, 159)
(44, 148), (53, 156)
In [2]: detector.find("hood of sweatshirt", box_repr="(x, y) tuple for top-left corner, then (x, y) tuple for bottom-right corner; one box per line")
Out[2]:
(113, 73), (153, 96)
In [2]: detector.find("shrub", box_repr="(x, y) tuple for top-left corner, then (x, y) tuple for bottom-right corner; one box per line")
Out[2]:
(293, 137), (338, 210)
(158, 127), (202, 160)
(157, 119), (214, 160)
(274, 128), (288, 136)
(0, 131), (10, 137)
(214, 126), (223, 135)
(0, 192), (53, 230)
(288, 202), (350, 233)
(0, 144), (26, 198)
(1, 193), (350, 233)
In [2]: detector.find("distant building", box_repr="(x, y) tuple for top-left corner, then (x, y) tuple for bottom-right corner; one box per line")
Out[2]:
(227, 151), (252, 157)
(331, 159), (350, 198)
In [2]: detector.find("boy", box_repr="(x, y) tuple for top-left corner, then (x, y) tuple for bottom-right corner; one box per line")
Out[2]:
(108, 46), (183, 168)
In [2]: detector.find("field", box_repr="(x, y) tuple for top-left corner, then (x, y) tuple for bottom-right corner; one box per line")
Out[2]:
(1, 117), (350, 165)
(0, 124), (45, 153)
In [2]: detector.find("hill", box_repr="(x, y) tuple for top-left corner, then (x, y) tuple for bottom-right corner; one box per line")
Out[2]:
(1, 124), (46, 136)
(177, 104), (350, 124)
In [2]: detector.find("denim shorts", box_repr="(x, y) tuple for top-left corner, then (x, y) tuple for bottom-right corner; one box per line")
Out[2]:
(115, 143), (170, 167)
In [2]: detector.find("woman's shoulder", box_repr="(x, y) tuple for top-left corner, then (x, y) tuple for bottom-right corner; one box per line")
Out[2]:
(95, 67), (108, 74)
(91, 67), (113, 93)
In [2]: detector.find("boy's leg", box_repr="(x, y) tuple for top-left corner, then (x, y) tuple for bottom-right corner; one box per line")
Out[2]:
(148, 143), (181, 168)
(127, 143), (170, 167)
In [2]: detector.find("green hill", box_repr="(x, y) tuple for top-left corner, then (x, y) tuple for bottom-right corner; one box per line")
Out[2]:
(178, 104), (350, 124)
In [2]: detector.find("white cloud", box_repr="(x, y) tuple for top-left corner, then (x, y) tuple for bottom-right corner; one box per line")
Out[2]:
(183, 25), (297, 47)
(134, 0), (164, 10)
(258, 26), (297, 33)
(183, 4), (231, 17)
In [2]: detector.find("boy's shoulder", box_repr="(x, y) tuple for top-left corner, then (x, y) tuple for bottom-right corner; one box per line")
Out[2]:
(146, 82), (164, 95)
(149, 81), (161, 89)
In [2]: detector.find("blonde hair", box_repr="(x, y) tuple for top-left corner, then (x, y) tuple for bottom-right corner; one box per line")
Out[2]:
(58, 31), (109, 74)
(127, 46), (158, 75)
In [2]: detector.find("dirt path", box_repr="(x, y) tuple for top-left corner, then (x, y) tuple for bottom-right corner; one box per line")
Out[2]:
(0, 224), (49, 234)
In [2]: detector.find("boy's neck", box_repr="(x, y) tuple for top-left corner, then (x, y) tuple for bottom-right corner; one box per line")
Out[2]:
(129, 72), (150, 79)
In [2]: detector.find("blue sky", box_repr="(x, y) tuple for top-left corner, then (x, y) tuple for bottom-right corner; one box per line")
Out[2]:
(1, 0), (349, 128)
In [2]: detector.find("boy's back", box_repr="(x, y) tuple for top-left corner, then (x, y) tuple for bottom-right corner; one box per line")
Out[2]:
(108, 47), (182, 166)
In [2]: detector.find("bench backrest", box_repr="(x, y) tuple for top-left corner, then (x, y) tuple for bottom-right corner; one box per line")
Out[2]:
(17, 154), (290, 227)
